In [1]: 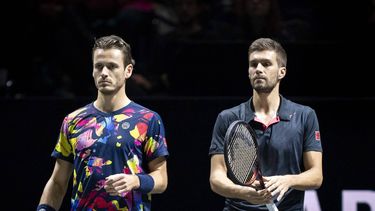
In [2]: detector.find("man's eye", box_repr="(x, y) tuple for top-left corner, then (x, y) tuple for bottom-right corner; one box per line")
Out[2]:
(262, 62), (271, 67)
(95, 64), (103, 69)
(107, 64), (115, 70)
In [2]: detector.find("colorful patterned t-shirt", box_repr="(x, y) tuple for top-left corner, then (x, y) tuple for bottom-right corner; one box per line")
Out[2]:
(52, 101), (169, 211)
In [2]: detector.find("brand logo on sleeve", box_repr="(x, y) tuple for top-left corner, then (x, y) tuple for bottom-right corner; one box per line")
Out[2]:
(315, 131), (321, 141)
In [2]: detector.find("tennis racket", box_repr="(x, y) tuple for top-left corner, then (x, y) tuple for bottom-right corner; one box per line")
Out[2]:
(224, 120), (278, 211)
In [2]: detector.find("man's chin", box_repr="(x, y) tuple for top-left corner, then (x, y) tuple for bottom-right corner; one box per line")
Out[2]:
(254, 86), (273, 94)
(98, 88), (115, 95)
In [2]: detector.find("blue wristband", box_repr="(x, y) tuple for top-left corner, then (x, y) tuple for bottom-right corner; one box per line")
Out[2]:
(37, 204), (56, 211)
(136, 174), (155, 193)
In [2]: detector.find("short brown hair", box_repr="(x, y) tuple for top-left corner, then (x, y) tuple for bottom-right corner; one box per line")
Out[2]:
(92, 35), (135, 67)
(248, 38), (287, 67)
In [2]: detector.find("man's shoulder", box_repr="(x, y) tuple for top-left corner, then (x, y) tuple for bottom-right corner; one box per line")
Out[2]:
(66, 102), (93, 119)
(129, 101), (163, 120)
(281, 96), (315, 113)
(218, 99), (250, 119)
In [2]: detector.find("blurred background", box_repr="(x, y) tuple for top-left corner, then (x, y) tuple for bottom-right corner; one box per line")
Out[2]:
(1, 0), (374, 210)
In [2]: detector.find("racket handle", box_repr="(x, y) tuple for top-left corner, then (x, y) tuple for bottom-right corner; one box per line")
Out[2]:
(266, 203), (278, 211)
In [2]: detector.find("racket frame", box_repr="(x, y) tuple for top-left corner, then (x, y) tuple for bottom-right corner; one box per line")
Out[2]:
(223, 120), (279, 211)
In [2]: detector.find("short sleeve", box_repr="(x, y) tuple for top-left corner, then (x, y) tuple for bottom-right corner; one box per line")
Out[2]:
(209, 114), (227, 155)
(144, 112), (169, 161)
(303, 109), (323, 152)
(51, 116), (74, 163)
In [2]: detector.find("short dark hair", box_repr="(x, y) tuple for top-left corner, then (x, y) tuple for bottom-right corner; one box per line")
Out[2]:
(92, 35), (135, 67)
(248, 38), (287, 67)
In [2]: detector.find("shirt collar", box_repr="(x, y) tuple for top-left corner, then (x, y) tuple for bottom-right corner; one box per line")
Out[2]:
(244, 95), (293, 122)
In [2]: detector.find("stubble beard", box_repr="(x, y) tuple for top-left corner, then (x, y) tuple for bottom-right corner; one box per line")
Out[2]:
(251, 79), (277, 94)
(97, 84), (117, 95)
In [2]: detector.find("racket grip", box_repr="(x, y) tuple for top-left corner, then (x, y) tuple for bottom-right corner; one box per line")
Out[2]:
(266, 203), (278, 211)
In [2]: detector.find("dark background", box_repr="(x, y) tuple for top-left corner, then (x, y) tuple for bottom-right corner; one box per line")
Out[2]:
(1, 0), (375, 210)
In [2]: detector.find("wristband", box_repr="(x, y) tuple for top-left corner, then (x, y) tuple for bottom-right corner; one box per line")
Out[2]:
(136, 174), (155, 193)
(37, 204), (56, 211)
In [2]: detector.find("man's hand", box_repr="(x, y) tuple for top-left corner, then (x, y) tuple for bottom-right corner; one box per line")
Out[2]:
(264, 175), (291, 201)
(104, 174), (140, 196)
(243, 185), (273, 205)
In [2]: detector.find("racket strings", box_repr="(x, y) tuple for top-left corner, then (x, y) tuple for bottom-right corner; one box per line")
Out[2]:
(227, 125), (257, 184)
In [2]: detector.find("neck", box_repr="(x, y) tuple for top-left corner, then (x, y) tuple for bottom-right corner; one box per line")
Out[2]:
(94, 88), (131, 113)
(252, 89), (280, 115)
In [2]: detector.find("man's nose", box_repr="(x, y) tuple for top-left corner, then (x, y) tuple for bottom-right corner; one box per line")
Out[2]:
(256, 63), (265, 72)
(101, 67), (109, 77)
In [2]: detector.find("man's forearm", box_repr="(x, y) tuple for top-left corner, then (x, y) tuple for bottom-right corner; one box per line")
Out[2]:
(38, 178), (68, 210)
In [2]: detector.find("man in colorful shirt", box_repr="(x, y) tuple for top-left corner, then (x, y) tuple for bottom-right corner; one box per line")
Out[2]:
(37, 35), (169, 211)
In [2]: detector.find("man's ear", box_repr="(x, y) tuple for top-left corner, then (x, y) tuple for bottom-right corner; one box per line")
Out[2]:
(278, 67), (286, 80)
(125, 64), (133, 79)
